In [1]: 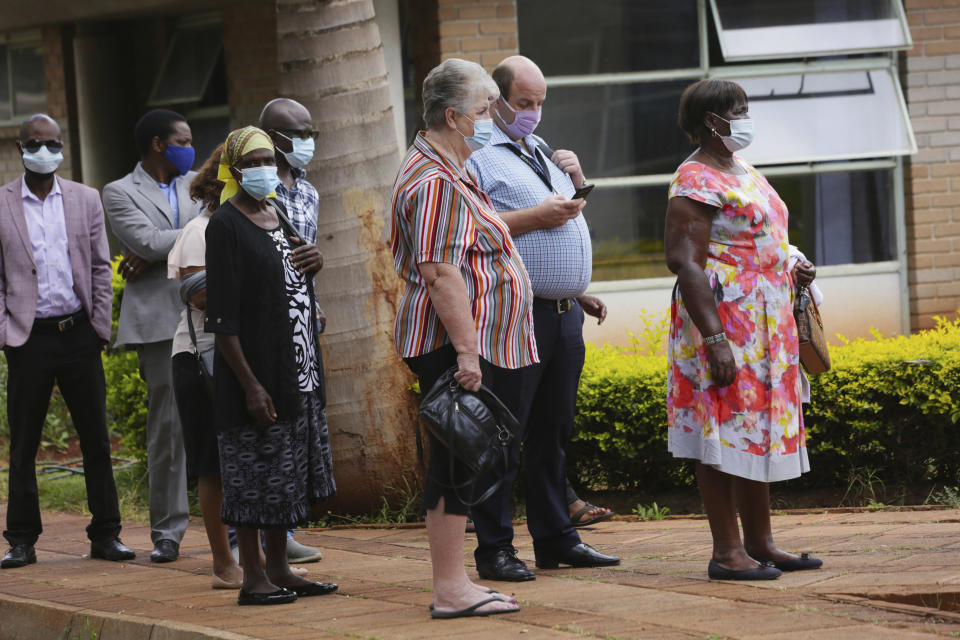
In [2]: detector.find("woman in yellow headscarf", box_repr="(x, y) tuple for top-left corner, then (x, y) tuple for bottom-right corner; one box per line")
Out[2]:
(204, 126), (336, 606)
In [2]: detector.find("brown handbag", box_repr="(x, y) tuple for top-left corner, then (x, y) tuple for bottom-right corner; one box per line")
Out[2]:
(794, 285), (830, 374)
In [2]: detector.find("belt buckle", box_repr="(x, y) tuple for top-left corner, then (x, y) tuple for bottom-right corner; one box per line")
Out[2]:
(556, 299), (571, 314)
(57, 316), (74, 332)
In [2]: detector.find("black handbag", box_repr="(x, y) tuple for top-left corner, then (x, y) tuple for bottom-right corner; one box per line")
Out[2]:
(418, 366), (520, 507)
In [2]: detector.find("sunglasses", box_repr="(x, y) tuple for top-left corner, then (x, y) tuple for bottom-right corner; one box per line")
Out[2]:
(275, 128), (319, 141)
(22, 139), (64, 154)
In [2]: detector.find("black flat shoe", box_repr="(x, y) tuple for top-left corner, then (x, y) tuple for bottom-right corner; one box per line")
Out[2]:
(536, 543), (620, 569)
(90, 537), (136, 562)
(1, 544), (36, 569)
(150, 539), (179, 563)
(291, 581), (338, 597)
(772, 553), (822, 571)
(237, 587), (298, 606)
(476, 548), (536, 582)
(708, 559), (781, 580)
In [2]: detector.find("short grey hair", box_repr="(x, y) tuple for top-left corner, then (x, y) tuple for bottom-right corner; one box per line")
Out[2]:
(422, 58), (498, 130)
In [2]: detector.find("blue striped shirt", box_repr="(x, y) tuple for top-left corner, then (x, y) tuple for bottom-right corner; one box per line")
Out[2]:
(466, 125), (592, 299)
(274, 167), (318, 244)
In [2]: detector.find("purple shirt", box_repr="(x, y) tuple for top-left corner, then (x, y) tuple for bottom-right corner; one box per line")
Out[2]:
(21, 176), (82, 318)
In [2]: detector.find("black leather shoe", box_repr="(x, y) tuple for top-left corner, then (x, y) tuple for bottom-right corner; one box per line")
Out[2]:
(291, 581), (338, 597)
(150, 539), (179, 563)
(1, 544), (36, 569)
(708, 559), (781, 580)
(535, 543), (620, 569)
(476, 548), (536, 582)
(90, 537), (136, 562)
(771, 552), (822, 571)
(237, 587), (298, 606)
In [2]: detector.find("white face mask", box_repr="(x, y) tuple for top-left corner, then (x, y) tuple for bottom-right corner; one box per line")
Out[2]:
(22, 146), (64, 175)
(710, 114), (754, 152)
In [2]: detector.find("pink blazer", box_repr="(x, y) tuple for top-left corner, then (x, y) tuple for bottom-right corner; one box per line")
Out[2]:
(0, 176), (112, 348)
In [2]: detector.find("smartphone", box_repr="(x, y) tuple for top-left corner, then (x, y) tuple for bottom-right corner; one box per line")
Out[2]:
(572, 183), (595, 200)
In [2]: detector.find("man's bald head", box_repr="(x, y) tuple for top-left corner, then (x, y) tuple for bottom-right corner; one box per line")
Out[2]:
(492, 56), (545, 102)
(19, 114), (60, 142)
(259, 98), (312, 132)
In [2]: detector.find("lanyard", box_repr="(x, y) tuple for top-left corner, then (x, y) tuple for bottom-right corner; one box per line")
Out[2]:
(504, 143), (553, 192)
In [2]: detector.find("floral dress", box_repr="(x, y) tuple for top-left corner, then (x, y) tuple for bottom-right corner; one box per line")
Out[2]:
(666, 158), (808, 483)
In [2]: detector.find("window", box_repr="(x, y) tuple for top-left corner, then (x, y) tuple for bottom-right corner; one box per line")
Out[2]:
(709, 0), (912, 61)
(0, 32), (46, 122)
(517, 0), (914, 282)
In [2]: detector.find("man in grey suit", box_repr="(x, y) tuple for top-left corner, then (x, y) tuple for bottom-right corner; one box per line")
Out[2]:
(103, 109), (202, 563)
(1, 114), (134, 568)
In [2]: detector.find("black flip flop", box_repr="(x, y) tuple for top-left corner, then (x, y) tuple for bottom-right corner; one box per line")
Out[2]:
(431, 595), (521, 619)
(570, 502), (614, 528)
(430, 589), (513, 611)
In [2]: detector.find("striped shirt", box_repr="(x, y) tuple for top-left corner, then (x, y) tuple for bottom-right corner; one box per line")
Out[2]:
(466, 125), (592, 299)
(274, 167), (318, 244)
(390, 132), (538, 369)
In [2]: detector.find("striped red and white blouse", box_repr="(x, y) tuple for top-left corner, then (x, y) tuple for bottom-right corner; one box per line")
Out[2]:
(390, 132), (538, 369)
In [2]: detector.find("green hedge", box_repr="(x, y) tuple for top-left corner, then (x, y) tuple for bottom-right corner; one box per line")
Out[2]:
(570, 316), (960, 493)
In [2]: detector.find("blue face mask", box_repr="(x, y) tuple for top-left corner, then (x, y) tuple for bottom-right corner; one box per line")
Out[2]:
(458, 114), (493, 152)
(164, 144), (195, 176)
(239, 166), (281, 201)
(279, 137), (315, 169)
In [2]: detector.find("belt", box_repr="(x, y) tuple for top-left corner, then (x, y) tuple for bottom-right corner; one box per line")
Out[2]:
(533, 297), (574, 314)
(34, 309), (87, 332)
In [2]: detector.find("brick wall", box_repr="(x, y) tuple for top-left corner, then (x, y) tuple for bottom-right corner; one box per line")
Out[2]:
(437, 0), (518, 70)
(222, 3), (280, 130)
(904, 0), (960, 330)
(0, 26), (73, 186)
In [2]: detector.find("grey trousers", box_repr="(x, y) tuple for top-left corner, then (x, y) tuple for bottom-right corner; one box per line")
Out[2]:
(136, 340), (189, 544)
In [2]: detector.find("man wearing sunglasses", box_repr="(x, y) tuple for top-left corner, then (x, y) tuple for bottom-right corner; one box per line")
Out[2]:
(0, 114), (135, 569)
(102, 109), (203, 564)
(257, 98), (327, 565)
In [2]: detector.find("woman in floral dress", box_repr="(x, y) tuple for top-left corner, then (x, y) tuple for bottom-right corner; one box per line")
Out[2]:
(664, 79), (822, 580)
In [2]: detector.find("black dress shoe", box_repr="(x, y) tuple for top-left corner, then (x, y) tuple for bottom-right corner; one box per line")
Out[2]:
(476, 548), (536, 582)
(237, 587), (298, 606)
(90, 537), (136, 562)
(708, 559), (781, 580)
(1, 544), (36, 569)
(771, 552), (822, 571)
(535, 543), (620, 569)
(291, 581), (338, 597)
(150, 539), (179, 563)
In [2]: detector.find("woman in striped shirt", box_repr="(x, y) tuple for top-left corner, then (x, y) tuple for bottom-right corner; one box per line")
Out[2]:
(391, 58), (537, 619)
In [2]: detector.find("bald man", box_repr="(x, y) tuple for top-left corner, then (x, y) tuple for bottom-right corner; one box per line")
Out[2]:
(258, 98), (326, 565)
(465, 56), (619, 580)
(1, 115), (134, 568)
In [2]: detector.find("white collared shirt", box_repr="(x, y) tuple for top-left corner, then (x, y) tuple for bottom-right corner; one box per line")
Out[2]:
(21, 175), (82, 318)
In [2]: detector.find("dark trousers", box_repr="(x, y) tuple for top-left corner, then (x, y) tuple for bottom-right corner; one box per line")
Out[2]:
(472, 301), (585, 561)
(3, 315), (122, 547)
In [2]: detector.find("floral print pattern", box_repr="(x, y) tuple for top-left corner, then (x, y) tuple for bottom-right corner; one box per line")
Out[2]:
(666, 158), (809, 482)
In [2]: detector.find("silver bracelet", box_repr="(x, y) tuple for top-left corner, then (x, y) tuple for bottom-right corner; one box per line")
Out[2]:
(703, 332), (727, 345)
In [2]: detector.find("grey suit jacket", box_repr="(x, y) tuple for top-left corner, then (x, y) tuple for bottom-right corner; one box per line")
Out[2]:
(0, 175), (113, 348)
(102, 162), (201, 346)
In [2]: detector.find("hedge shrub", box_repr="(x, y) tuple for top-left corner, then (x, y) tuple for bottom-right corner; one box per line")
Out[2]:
(570, 316), (960, 493)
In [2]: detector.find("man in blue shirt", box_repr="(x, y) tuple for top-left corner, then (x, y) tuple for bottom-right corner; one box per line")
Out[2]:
(465, 56), (619, 581)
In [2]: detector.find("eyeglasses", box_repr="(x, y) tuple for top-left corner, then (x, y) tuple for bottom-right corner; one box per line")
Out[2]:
(22, 139), (64, 154)
(275, 128), (319, 141)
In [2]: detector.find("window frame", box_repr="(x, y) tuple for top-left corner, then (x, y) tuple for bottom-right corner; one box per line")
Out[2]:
(0, 29), (46, 126)
(708, 0), (913, 62)
(146, 13), (223, 107)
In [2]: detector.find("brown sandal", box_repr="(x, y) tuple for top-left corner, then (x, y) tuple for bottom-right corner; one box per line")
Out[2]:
(570, 502), (614, 528)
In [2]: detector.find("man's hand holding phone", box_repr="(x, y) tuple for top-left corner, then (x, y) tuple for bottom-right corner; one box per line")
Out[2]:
(535, 194), (584, 229)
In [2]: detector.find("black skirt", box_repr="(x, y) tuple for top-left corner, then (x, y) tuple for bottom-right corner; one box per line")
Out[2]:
(172, 352), (221, 478)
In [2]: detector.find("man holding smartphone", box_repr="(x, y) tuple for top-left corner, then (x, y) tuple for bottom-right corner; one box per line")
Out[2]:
(465, 55), (618, 582)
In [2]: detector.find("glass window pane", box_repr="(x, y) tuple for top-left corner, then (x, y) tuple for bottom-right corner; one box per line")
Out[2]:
(519, 0), (699, 76)
(734, 69), (915, 166)
(711, 0), (910, 60)
(149, 25), (222, 105)
(538, 81), (693, 179)
(587, 185), (672, 282)
(0, 45), (11, 121)
(10, 45), (46, 116)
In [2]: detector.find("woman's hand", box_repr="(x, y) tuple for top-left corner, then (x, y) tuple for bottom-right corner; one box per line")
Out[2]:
(706, 340), (737, 387)
(454, 351), (482, 392)
(244, 382), (277, 425)
(792, 261), (816, 289)
(289, 237), (324, 274)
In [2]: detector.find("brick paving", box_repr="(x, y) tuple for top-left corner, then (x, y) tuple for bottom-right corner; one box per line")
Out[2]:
(1, 505), (959, 639)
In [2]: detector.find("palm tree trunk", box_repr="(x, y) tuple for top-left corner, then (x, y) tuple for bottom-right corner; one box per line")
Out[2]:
(277, 0), (420, 512)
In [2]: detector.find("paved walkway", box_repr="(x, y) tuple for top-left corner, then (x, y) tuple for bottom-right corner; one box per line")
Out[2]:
(1, 505), (959, 639)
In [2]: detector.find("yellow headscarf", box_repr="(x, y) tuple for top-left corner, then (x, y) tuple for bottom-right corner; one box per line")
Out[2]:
(217, 126), (277, 204)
